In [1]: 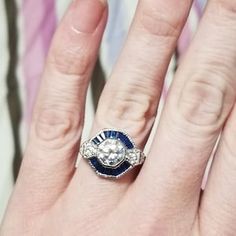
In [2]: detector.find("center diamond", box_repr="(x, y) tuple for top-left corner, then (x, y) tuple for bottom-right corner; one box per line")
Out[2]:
(97, 139), (126, 167)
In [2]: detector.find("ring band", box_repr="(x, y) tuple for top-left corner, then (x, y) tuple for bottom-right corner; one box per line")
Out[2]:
(80, 129), (146, 179)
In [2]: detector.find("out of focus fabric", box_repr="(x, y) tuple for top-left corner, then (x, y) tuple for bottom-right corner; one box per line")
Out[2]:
(0, 0), (206, 220)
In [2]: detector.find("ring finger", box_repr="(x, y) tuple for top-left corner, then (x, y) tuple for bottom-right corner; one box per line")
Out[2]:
(66, 0), (193, 217)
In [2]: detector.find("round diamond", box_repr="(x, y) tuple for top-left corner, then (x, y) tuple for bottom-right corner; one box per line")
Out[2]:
(126, 149), (145, 166)
(97, 139), (126, 167)
(81, 141), (97, 159)
(126, 149), (140, 166)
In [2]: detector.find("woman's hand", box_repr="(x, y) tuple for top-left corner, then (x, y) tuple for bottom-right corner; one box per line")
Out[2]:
(1, 0), (236, 235)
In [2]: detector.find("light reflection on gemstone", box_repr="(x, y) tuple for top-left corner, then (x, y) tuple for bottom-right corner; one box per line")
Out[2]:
(97, 139), (126, 167)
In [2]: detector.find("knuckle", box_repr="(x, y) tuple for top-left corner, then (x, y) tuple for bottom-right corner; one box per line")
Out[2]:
(138, 7), (180, 38)
(96, 83), (157, 141)
(48, 45), (91, 76)
(33, 107), (80, 150)
(178, 72), (234, 127)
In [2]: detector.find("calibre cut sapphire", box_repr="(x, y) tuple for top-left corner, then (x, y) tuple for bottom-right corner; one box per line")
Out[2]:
(89, 157), (132, 178)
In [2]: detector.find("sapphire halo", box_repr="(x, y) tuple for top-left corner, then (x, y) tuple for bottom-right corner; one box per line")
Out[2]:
(80, 129), (146, 179)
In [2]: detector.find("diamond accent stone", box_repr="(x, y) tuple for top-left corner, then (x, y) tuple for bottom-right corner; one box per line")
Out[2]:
(97, 139), (126, 167)
(126, 148), (144, 166)
(80, 141), (97, 159)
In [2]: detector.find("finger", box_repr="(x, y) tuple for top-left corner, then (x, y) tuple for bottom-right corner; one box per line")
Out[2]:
(66, 0), (193, 218)
(200, 108), (236, 232)
(5, 0), (108, 217)
(117, 1), (236, 234)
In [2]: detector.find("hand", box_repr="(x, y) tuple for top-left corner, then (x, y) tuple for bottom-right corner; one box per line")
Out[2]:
(1, 0), (236, 235)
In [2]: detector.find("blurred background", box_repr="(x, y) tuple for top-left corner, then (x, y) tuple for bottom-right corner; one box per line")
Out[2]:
(0, 0), (206, 221)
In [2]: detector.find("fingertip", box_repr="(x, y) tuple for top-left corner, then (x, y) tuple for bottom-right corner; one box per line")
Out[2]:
(71, 0), (107, 34)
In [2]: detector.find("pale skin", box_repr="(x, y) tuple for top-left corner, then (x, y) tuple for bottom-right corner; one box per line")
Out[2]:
(1, 0), (236, 235)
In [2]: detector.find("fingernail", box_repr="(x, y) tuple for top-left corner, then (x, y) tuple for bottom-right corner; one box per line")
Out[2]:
(72, 0), (107, 33)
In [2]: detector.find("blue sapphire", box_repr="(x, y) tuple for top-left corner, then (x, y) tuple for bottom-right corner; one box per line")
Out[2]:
(92, 137), (101, 145)
(117, 132), (134, 149)
(89, 157), (131, 178)
(104, 130), (111, 138)
(110, 130), (118, 139)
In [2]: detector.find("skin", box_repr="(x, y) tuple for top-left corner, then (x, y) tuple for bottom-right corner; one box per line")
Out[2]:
(1, 0), (236, 235)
